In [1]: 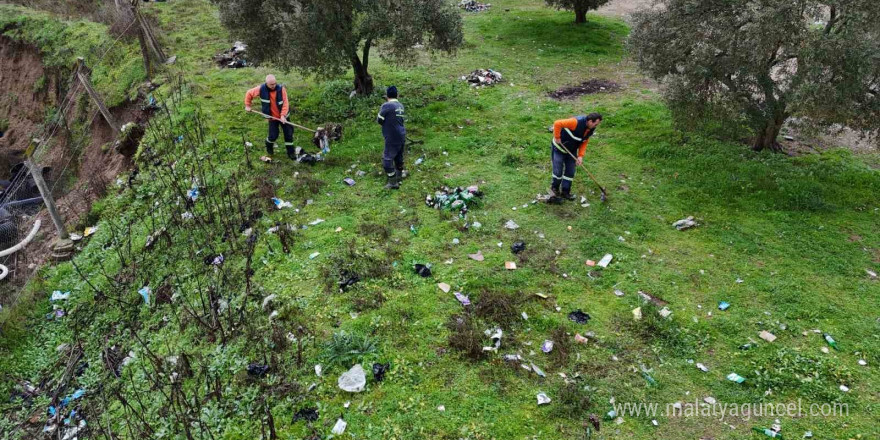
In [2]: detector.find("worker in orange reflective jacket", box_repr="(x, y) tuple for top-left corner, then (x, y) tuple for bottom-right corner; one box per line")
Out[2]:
(244, 74), (293, 160)
(549, 113), (602, 200)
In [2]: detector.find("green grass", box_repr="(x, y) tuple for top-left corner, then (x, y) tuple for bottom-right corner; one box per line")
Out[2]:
(1, 0), (878, 439)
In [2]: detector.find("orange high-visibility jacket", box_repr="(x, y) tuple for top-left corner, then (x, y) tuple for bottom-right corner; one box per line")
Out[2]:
(244, 85), (290, 119)
(553, 118), (590, 158)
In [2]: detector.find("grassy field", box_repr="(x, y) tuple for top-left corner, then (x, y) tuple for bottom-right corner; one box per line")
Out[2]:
(1, 0), (879, 439)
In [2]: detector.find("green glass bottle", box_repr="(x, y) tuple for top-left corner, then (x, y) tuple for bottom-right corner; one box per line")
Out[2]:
(823, 333), (839, 350)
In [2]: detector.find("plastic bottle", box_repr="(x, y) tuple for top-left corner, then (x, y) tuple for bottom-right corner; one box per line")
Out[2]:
(822, 333), (839, 350)
(752, 427), (783, 438)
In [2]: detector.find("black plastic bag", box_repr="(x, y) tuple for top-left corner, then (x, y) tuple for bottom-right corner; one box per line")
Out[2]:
(414, 264), (432, 278)
(372, 362), (390, 382)
(511, 241), (526, 254)
(567, 309), (591, 324)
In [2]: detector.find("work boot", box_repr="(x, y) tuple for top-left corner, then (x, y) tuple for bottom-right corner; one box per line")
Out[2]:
(384, 172), (400, 190)
(265, 141), (275, 156)
(561, 191), (576, 201)
(286, 146), (297, 161)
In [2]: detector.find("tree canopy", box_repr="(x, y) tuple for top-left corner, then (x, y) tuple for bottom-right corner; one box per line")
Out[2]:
(545, 0), (611, 24)
(212, 0), (463, 95)
(630, 0), (880, 151)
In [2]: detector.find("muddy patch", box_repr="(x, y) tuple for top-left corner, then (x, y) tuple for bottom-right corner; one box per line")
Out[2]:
(549, 79), (621, 100)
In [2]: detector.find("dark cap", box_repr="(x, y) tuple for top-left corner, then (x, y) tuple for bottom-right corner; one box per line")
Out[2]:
(386, 86), (398, 98)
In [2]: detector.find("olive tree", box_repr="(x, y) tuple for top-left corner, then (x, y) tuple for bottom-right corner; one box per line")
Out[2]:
(630, 0), (880, 151)
(545, 0), (611, 24)
(212, 0), (463, 95)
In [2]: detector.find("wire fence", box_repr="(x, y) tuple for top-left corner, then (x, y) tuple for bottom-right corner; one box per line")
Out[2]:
(0, 7), (150, 304)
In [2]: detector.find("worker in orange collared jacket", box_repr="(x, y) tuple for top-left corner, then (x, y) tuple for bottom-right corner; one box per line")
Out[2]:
(549, 112), (602, 200)
(244, 74), (293, 159)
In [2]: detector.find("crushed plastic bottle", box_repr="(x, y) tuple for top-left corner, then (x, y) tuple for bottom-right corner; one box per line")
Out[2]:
(822, 333), (839, 350)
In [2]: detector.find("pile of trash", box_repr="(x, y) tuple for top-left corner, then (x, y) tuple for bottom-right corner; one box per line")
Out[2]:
(459, 0), (491, 12)
(313, 123), (344, 155)
(461, 69), (503, 87)
(214, 41), (251, 69)
(425, 185), (483, 218)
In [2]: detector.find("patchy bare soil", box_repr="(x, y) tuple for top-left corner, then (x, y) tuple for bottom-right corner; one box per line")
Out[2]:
(549, 79), (621, 100)
(0, 37), (143, 287)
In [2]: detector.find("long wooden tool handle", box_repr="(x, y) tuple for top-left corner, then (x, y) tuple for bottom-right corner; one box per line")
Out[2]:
(247, 109), (317, 133)
(561, 147), (606, 192)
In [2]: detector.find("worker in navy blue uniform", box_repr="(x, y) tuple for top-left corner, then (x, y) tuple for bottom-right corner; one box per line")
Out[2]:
(376, 86), (406, 190)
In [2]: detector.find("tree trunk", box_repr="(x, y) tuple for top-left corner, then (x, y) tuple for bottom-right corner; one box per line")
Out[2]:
(575, 7), (588, 24)
(351, 40), (374, 96)
(752, 112), (787, 152)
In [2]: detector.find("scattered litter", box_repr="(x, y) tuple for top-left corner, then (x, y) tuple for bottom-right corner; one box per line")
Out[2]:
(293, 407), (319, 423)
(138, 286), (150, 305)
(858, 359), (867, 366)
(803, 431), (813, 438)
(504, 220), (520, 230)
(530, 363), (546, 377)
(537, 392), (551, 405)
(372, 362), (389, 382)
(272, 198), (292, 209)
(505, 261), (517, 270)
(548, 79), (620, 100)
(727, 372), (746, 383)
(437, 405), (446, 411)
(204, 254), (224, 266)
(672, 216), (698, 230)
(308, 219), (325, 226)
(452, 238), (460, 245)
(309, 252), (320, 260)
(574, 333), (589, 344)
(568, 310), (591, 324)
(839, 384), (850, 392)
(83, 226), (98, 237)
(541, 340), (554, 353)
(586, 260), (596, 267)
(483, 328), (503, 352)
(521, 312), (529, 320)
(718, 301), (730, 311)
(534, 292), (548, 299)
(332, 418), (347, 435)
(759, 331), (777, 342)
(614, 289), (625, 297)
(51, 291), (71, 301)
(459, 0), (491, 12)
(414, 264), (433, 277)
(597, 254), (613, 268)
(214, 41), (251, 68)
(462, 69), (503, 87)
(338, 364), (366, 392)
(314, 365), (322, 377)
(652, 419), (659, 426)
(468, 251), (484, 261)
(867, 269), (877, 279)
(696, 363), (709, 372)
(659, 307), (672, 318)
(511, 241), (526, 254)
(339, 272), (360, 292)
(821, 347), (830, 354)
(247, 363), (269, 377)
(453, 292), (471, 306)
(438, 283), (451, 293)
(632, 307), (642, 320)
(343, 177), (356, 186)
(704, 396), (716, 405)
